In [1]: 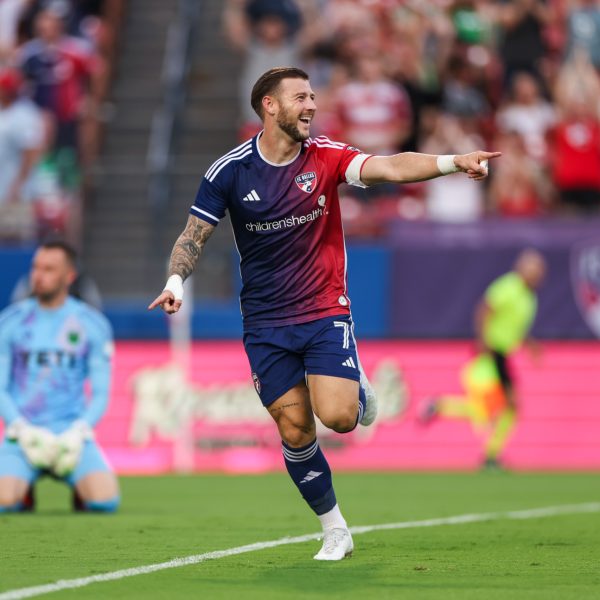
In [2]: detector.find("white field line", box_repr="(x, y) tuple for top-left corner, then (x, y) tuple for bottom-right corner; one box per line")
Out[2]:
(1, 502), (598, 600)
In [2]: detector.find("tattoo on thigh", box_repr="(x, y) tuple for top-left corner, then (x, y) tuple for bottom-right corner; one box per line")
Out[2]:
(268, 402), (301, 414)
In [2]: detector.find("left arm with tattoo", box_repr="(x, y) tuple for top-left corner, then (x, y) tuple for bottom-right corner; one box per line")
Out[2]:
(148, 214), (215, 314)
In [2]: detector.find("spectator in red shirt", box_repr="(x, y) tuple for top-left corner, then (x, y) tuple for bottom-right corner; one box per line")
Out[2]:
(334, 53), (412, 156)
(550, 100), (600, 213)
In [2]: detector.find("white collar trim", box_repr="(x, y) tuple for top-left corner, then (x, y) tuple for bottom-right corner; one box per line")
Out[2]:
(256, 131), (301, 167)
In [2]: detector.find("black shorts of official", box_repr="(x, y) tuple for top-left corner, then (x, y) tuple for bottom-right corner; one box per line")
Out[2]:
(490, 350), (513, 392)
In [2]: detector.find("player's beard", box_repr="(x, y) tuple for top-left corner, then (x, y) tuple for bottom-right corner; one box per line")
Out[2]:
(33, 286), (62, 304)
(276, 105), (310, 142)
(31, 279), (68, 305)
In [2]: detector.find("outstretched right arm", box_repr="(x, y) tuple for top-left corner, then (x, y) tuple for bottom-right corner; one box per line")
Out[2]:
(148, 215), (215, 314)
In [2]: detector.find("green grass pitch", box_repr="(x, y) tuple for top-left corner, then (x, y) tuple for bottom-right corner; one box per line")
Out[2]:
(1, 473), (599, 599)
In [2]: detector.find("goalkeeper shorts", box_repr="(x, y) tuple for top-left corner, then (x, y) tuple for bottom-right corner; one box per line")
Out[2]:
(0, 438), (114, 485)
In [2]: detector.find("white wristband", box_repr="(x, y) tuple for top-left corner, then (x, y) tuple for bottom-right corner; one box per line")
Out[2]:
(436, 154), (459, 175)
(164, 274), (184, 301)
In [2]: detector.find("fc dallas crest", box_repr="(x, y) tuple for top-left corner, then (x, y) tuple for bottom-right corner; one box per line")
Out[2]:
(252, 372), (261, 394)
(295, 171), (317, 193)
(571, 238), (600, 338)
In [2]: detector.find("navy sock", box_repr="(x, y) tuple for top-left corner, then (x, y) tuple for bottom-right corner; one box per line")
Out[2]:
(357, 385), (366, 423)
(282, 438), (337, 515)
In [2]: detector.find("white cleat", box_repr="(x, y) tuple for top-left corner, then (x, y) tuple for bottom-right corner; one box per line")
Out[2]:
(313, 528), (354, 561)
(359, 368), (378, 426)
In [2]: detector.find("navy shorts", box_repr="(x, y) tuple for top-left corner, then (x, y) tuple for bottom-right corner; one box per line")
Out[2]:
(243, 314), (363, 406)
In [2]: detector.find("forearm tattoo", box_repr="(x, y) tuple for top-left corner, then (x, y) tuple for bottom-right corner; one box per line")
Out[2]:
(168, 216), (214, 280)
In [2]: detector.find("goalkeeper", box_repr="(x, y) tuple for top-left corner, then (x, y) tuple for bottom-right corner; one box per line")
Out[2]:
(0, 241), (119, 513)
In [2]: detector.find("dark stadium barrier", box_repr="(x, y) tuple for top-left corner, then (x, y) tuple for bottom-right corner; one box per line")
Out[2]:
(1, 218), (599, 340)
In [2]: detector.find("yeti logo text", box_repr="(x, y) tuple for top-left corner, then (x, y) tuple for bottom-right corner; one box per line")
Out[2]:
(295, 171), (317, 193)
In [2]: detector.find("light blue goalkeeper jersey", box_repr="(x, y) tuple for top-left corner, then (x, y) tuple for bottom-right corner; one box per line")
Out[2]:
(0, 296), (113, 433)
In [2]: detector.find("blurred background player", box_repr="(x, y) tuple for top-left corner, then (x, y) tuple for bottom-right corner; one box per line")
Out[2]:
(0, 66), (45, 239)
(0, 67), (44, 204)
(18, 7), (104, 162)
(149, 66), (499, 560)
(420, 248), (547, 469)
(0, 240), (119, 513)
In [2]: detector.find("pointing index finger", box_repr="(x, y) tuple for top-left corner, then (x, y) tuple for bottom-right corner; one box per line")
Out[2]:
(148, 297), (162, 310)
(148, 291), (171, 311)
(480, 151), (502, 160)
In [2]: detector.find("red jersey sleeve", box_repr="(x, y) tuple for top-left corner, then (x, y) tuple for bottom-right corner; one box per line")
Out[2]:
(312, 136), (372, 186)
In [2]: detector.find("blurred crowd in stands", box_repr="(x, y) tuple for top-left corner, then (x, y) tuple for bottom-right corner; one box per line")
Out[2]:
(0, 0), (119, 242)
(2, 0), (599, 246)
(224, 0), (600, 230)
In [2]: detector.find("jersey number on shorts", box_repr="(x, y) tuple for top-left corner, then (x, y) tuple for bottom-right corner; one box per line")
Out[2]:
(333, 321), (350, 350)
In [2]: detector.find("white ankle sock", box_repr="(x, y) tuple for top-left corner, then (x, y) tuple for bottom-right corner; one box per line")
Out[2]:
(318, 503), (347, 531)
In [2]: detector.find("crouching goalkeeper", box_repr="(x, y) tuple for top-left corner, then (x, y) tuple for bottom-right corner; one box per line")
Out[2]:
(0, 241), (119, 513)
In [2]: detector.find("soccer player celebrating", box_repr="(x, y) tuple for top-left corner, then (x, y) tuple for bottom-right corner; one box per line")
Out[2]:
(0, 241), (119, 513)
(149, 67), (499, 560)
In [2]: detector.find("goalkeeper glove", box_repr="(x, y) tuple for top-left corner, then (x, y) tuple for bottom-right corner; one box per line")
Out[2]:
(6, 418), (59, 469)
(52, 420), (95, 477)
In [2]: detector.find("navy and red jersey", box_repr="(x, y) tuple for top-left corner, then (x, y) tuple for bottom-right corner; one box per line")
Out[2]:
(190, 134), (372, 329)
(19, 37), (98, 122)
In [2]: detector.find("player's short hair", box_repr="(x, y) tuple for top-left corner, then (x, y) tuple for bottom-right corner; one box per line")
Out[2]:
(251, 66), (309, 120)
(38, 240), (78, 268)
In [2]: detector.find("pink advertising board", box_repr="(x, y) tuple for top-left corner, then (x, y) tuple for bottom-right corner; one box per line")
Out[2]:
(84, 340), (600, 474)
